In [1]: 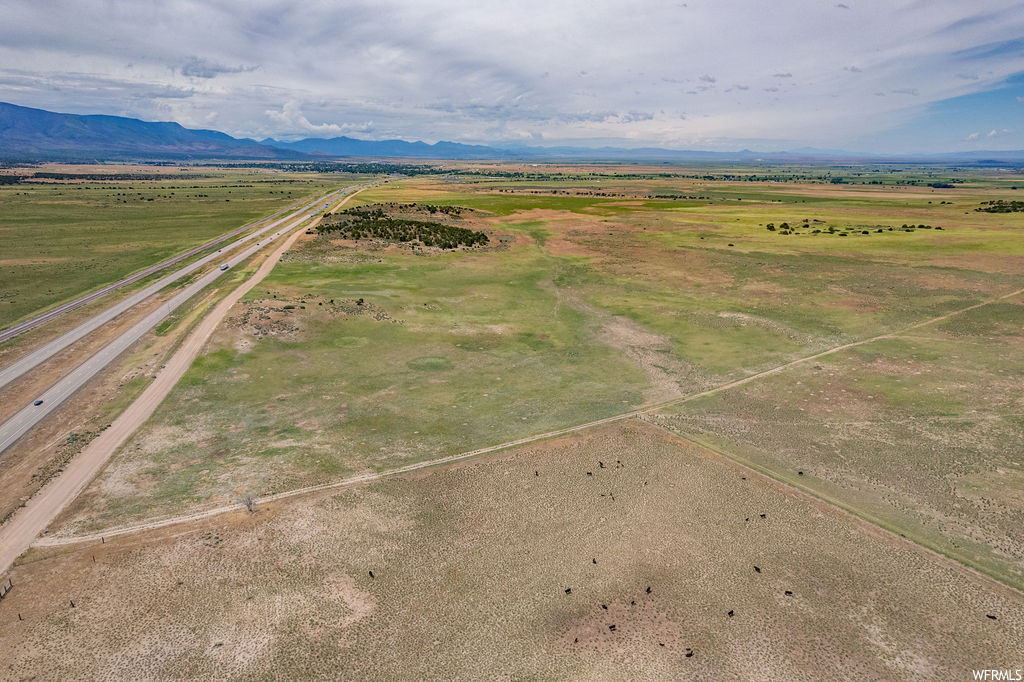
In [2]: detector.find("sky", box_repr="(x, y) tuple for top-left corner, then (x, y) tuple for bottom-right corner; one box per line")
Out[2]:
(2, 0), (1023, 153)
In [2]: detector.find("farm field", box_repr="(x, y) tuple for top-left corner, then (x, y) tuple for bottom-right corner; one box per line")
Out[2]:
(4, 422), (1021, 679)
(0, 164), (358, 327)
(11, 164), (1024, 677)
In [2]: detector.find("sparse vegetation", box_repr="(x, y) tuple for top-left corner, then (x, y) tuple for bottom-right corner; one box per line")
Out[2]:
(13, 164), (1024, 680)
(977, 200), (1024, 213)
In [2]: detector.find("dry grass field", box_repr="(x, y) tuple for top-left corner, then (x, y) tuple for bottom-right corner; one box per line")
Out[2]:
(3, 422), (1021, 680)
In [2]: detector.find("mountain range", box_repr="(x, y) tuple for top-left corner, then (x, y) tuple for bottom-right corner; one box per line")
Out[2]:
(3, 101), (1024, 164)
(0, 102), (300, 160)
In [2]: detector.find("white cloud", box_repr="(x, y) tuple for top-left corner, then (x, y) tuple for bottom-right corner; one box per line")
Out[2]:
(0, 0), (1022, 150)
(967, 131), (981, 140)
(265, 101), (373, 138)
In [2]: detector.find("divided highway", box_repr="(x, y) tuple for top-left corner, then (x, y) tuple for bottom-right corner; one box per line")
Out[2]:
(0, 183), (365, 455)
(0, 196), (311, 345)
(0, 188), (346, 392)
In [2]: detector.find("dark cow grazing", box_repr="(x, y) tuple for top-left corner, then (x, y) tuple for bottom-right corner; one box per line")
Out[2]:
(798, 471), (804, 476)
(659, 642), (665, 647)
(369, 570), (375, 579)
(592, 558), (597, 564)
(741, 476), (746, 480)
(646, 586), (652, 594)
(587, 472), (593, 476)
(986, 614), (997, 620)
(686, 651), (694, 658)
(754, 566), (761, 573)
(599, 461), (605, 468)
(70, 600), (75, 608)
(602, 604), (608, 610)
(608, 624), (617, 631)
(759, 513), (766, 518)
(728, 609), (734, 617)
(565, 588), (572, 594)
(535, 471), (539, 477)
(785, 590), (793, 596)
(631, 600), (636, 606)
(745, 517), (750, 522)
(574, 637), (578, 643)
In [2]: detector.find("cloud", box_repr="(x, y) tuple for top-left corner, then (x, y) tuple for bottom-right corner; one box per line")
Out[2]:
(966, 131), (980, 140)
(0, 0), (1022, 151)
(181, 56), (258, 79)
(265, 101), (372, 137)
(836, 3), (851, 9)
(987, 127), (1011, 136)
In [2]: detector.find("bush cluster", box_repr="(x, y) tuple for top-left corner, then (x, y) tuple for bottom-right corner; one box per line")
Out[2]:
(319, 204), (488, 249)
(976, 200), (1024, 213)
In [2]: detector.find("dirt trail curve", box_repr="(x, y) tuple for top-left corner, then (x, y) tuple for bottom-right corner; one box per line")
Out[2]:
(30, 285), (1024, 560)
(0, 186), (371, 571)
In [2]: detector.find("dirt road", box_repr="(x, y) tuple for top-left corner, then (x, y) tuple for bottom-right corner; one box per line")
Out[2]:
(30, 285), (1024, 559)
(0, 186), (369, 570)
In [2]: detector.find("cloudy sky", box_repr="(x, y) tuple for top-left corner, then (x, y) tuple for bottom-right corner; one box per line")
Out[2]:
(2, 0), (1023, 152)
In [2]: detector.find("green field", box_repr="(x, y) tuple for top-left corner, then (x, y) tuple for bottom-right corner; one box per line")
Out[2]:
(0, 166), (360, 327)
(54, 166), (1024, 593)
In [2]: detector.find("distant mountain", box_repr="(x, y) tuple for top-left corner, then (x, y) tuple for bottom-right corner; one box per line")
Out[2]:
(0, 102), (302, 160)
(267, 136), (1024, 164)
(3, 101), (1024, 164)
(262, 136), (503, 159)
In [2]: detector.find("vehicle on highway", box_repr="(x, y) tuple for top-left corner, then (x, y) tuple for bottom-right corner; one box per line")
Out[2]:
(33, 400), (43, 406)
(219, 264), (229, 271)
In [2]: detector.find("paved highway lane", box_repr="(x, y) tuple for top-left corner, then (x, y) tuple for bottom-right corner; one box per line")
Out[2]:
(0, 187), (347, 392)
(0, 184), (365, 455)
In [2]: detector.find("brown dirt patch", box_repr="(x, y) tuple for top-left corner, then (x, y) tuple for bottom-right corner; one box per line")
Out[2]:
(1, 420), (1020, 679)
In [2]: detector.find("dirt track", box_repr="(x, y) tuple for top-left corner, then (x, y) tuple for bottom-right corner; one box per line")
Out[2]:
(31, 284), (1024, 581)
(0, 186), (369, 571)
